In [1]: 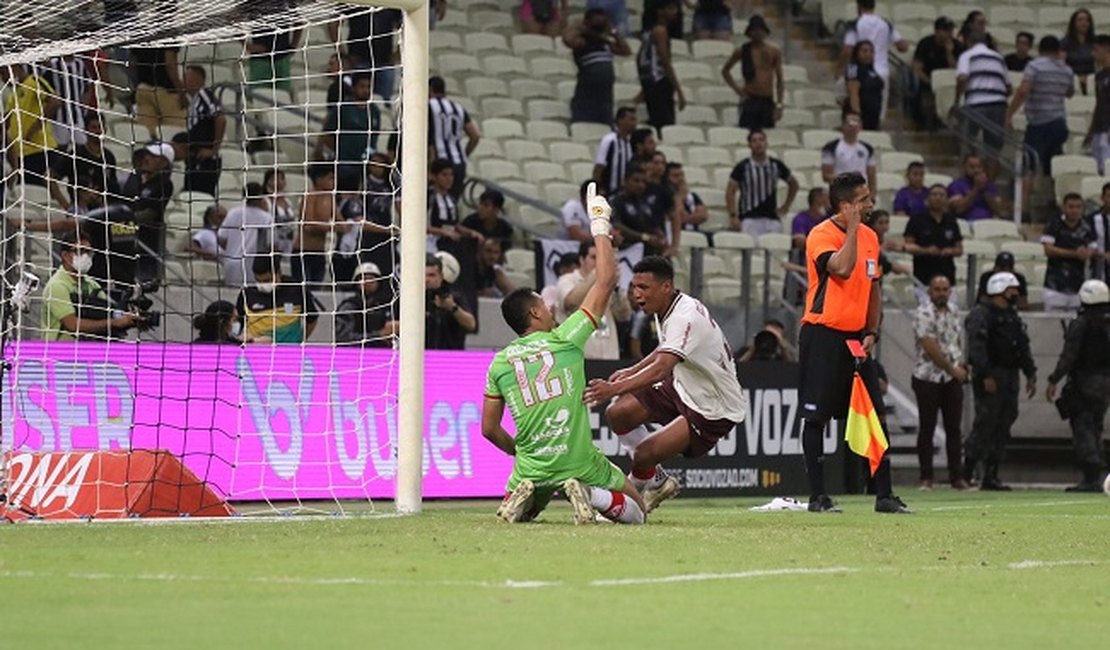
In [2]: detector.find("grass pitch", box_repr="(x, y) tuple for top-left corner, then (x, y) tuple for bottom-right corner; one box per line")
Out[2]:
(3, 490), (1108, 649)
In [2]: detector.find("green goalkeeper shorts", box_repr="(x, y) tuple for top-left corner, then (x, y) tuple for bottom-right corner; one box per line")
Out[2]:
(506, 448), (626, 496)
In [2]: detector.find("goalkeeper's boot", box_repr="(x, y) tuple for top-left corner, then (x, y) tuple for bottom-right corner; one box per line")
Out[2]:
(642, 466), (680, 513)
(496, 480), (536, 523)
(561, 478), (597, 525)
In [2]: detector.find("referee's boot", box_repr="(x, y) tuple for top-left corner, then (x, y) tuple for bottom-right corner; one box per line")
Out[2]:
(496, 480), (536, 523)
(807, 494), (841, 513)
(874, 494), (913, 514)
(979, 463), (1012, 491)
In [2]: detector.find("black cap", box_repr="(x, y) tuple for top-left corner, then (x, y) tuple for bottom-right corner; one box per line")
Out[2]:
(995, 252), (1015, 268)
(934, 16), (955, 31)
(745, 14), (770, 37)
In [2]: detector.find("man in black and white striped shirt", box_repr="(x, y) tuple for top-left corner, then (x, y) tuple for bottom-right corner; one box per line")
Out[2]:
(726, 129), (799, 237)
(955, 32), (1010, 175)
(592, 106), (637, 196)
(428, 76), (481, 200)
(44, 55), (97, 150)
(170, 65), (226, 197)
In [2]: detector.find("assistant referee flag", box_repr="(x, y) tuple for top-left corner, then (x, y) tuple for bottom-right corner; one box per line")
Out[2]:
(845, 371), (888, 476)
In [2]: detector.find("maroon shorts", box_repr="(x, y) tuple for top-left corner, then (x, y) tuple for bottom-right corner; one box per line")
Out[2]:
(631, 376), (737, 458)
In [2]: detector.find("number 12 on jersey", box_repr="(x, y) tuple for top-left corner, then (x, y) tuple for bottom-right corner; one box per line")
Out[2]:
(509, 350), (564, 407)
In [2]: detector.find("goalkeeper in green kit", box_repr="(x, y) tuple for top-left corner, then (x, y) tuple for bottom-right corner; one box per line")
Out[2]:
(481, 183), (647, 525)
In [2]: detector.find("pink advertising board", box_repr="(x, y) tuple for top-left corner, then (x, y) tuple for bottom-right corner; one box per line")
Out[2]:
(1, 343), (515, 500)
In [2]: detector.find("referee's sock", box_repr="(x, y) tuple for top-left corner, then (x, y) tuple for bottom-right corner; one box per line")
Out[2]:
(874, 456), (893, 499)
(802, 419), (826, 499)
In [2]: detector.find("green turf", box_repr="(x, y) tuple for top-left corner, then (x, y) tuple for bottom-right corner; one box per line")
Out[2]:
(3, 490), (1108, 649)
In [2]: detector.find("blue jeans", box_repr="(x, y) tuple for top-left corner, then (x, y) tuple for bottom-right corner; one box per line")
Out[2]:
(1023, 117), (1068, 175)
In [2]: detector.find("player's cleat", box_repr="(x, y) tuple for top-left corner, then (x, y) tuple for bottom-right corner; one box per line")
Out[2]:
(642, 474), (680, 513)
(808, 494), (842, 513)
(496, 480), (536, 523)
(874, 495), (913, 514)
(562, 478), (598, 525)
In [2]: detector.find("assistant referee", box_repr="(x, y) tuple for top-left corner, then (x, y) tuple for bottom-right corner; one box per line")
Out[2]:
(798, 172), (911, 514)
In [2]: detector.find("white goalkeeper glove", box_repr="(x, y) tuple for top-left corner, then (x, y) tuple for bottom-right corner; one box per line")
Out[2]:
(586, 182), (612, 238)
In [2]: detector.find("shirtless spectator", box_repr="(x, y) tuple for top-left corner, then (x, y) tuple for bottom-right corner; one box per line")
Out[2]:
(722, 15), (784, 129)
(564, 8), (631, 124)
(294, 165), (338, 285)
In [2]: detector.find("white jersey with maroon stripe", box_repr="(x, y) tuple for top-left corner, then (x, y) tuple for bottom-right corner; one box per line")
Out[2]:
(654, 293), (747, 423)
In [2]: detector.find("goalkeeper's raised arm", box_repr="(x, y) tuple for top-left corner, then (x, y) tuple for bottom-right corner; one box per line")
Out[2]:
(579, 182), (617, 319)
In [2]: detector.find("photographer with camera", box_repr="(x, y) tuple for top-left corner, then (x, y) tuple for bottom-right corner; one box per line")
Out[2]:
(41, 230), (140, 341)
(425, 252), (476, 350)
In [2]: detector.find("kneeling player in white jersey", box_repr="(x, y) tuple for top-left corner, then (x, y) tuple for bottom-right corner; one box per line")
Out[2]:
(584, 256), (748, 511)
(481, 183), (648, 525)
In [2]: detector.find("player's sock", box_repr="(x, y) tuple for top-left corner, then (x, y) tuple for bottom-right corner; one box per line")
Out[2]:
(589, 488), (645, 524)
(629, 465), (656, 492)
(802, 419), (826, 499)
(615, 425), (650, 452)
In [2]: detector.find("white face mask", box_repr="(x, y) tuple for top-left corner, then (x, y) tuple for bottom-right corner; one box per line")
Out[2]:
(256, 281), (275, 294)
(230, 322), (242, 338)
(72, 253), (93, 275)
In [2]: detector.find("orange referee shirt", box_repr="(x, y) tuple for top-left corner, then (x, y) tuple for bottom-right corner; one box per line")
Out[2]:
(801, 218), (881, 332)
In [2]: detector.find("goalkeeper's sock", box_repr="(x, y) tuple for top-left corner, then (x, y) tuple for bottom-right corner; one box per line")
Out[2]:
(615, 425), (650, 452)
(590, 487), (645, 524)
(629, 465), (656, 492)
(802, 418), (827, 500)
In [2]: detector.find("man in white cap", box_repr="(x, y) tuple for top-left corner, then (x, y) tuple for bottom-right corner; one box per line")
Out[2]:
(119, 141), (175, 281)
(335, 261), (397, 347)
(964, 271), (1037, 490)
(1046, 279), (1110, 492)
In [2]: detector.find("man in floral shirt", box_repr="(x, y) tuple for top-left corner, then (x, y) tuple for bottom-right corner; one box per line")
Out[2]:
(912, 275), (971, 490)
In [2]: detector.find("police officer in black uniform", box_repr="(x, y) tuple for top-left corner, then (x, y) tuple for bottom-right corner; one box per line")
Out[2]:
(1045, 279), (1110, 492)
(964, 272), (1037, 490)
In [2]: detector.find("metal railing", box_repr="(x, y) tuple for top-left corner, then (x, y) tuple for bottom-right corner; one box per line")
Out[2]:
(946, 104), (1039, 224)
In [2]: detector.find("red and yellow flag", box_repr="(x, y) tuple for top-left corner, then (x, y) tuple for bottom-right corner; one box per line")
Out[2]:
(844, 371), (889, 476)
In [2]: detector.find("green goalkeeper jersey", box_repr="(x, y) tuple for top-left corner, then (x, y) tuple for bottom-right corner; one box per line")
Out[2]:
(484, 309), (600, 479)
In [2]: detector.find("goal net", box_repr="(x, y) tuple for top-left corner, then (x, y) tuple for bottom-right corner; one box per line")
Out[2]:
(0, 0), (428, 519)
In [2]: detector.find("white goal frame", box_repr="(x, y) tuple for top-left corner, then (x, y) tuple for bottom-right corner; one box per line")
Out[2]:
(331, 0), (428, 515)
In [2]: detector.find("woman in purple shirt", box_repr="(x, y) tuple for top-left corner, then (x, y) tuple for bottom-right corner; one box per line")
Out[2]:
(893, 161), (928, 218)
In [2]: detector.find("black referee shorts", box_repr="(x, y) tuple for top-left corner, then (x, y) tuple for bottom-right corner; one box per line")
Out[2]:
(798, 322), (886, 422)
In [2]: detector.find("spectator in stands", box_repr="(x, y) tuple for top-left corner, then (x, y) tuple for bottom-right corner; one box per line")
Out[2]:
(643, 151), (681, 253)
(1062, 9), (1096, 96)
(845, 40), (884, 131)
(947, 153), (1004, 222)
(642, 0), (682, 40)
(293, 166), (338, 285)
(727, 129), (799, 237)
(556, 239), (627, 359)
(722, 15), (784, 130)
(2, 64), (62, 189)
(520, 0), (569, 36)
(955, 31), (1010, 178)
(666, 162), (708, 231)
(246, 26), (303, 94)
(41, 231), (139, 342)
(336, 262), (397, 347)
(425, 253), (477, 349)
(868, 209), (911, 277)
(1086, 36), (1110, 175)
(956, 11), (994, 51)
(910, 17), (959, 129)
(193, 300), (242, 344)
(1005, 31), (1035, 73)
(219, 182), (273, 287)
(631, 127), (657, 159)
(820, 111), (877, 192)
(44, 54), (98, 151)
(187, 204), (226, 262)
(541, 252), (579, 312)
(462, 189), (515, 247)
(318, 71), (380, 188)
(475, 238), (515, 299)
(170, 66), (226, 198)
(1042, 192), (1099, 311)
(565, 8), (631, 125)
(587, 0), (628, 36)
(637, 0), (685, 132)
(976, 252), (1030, 309)
(560, 180), (592, 242)
(1007, 35), (1074, 210)
(611, 166), (668, 255)
(1089, 182), (1110, 281)
(332, 174), (367, 284)
(238, 253), (319, 344)
(120, 142), (175, 282)
(593, 106), (637, 195)
(325, 53), (353, 110)
(903, 184), (964, 302)
(362, 152), (400, 283)
(328, 7), (400, 99)
(50, 111), (120, 209)
(841, 0), (908, 117)
(912, 274), (970, 491)
(893, 161), (928, 219)
(265, 168), (296, 255)
(131, 46), (186, 138)
(428, 76), (480, 200)
(690, 0), (733, 41)
(427, 158), (480, 252)
(791, 187), (829, 249)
